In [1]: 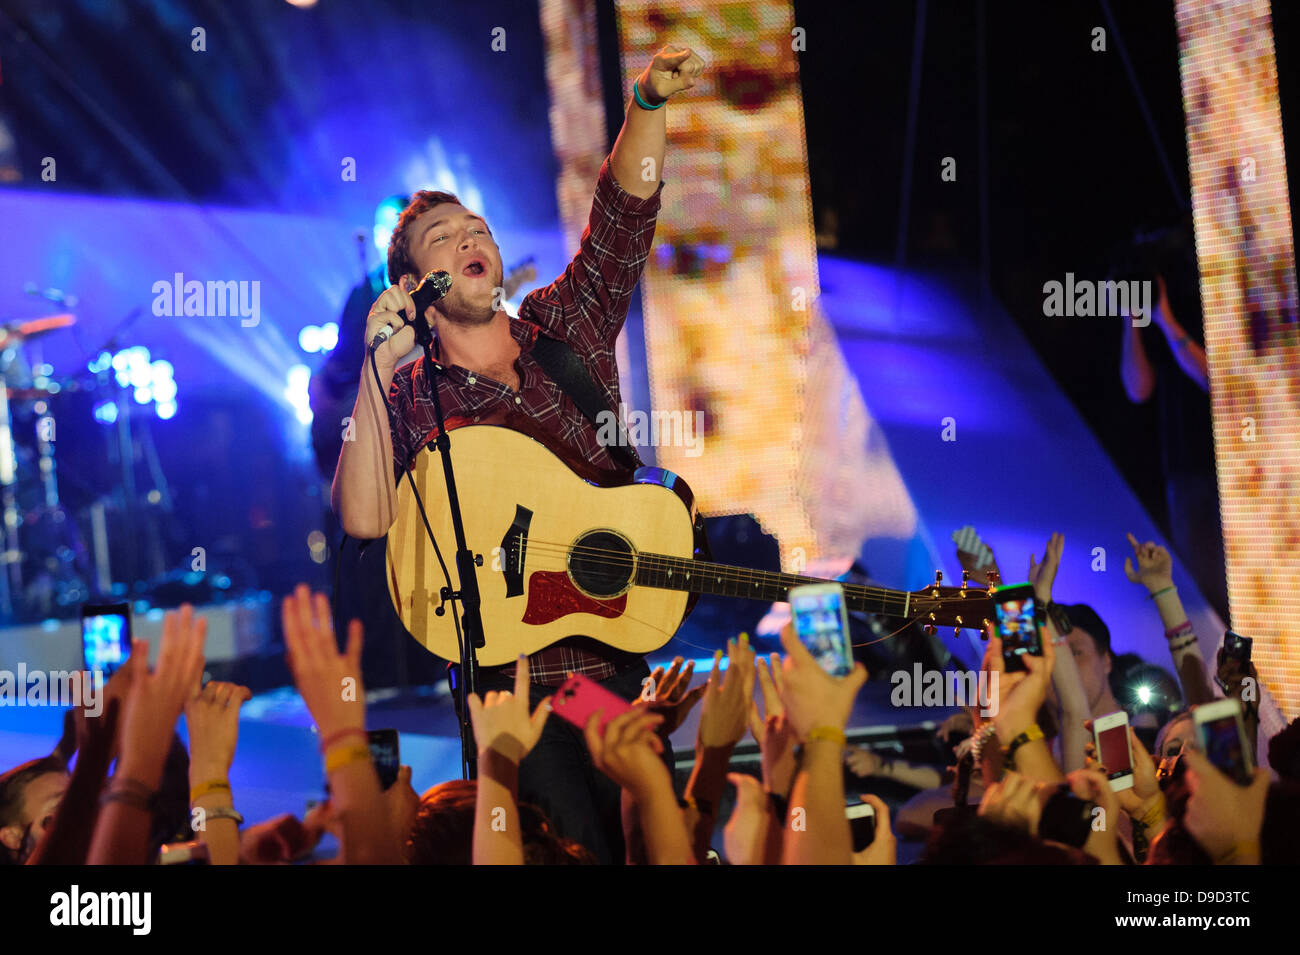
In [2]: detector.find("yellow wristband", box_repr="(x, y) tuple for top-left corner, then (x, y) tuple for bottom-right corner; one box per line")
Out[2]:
(1001, 723), (1045, 768)
(324, 743), (372, 775)
(1138, 792), (1166, 830)
(189, 779), (231, 803)
(806, 726), (847, 746)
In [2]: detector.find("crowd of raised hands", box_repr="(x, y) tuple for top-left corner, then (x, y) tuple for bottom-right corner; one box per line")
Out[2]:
(5, 561), (1297, 865)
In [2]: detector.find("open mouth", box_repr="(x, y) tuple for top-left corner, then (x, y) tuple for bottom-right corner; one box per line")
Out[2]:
(462, 259), (486, 277)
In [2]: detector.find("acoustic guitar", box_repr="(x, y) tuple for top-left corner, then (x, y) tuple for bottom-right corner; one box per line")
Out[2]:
(386, 421), (995, 665)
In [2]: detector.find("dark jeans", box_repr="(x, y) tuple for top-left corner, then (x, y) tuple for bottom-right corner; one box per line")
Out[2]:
(466, 661), (674, 865)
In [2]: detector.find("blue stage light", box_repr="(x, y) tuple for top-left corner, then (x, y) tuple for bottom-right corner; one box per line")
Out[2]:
(285, 364), (313, 424)
(92, 401), (119, 424)
(298, 325), (321, 353)
(155, 400), (177, 420)
(133, 385), (153, 404)
(320, 322), (339, 352)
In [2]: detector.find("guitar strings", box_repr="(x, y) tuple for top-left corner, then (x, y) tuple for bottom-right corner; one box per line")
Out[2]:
(512, 536), (993, 612)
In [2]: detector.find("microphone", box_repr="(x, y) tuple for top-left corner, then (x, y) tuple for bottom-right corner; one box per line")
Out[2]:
(369, 270), (453, 350)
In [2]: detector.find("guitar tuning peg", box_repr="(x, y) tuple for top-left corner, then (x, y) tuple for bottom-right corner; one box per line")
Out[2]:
(933, 569), (944, 585)
(961, 569), (970, 587)
(979, 627), (989, 641)
(953, 628), (962, 639)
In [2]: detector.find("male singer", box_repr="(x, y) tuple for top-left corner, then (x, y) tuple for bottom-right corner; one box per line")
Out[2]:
(333, 45), (705, 863)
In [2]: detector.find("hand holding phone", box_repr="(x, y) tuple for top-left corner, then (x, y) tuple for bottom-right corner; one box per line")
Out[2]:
(847, 800), (877, 852)
(1092, 711), (1135, 792)
(1193, 699), (1254, 786)
(367, 729), (400, 790)
(81, 603), (132, 678)
(551, 674), (632, 735)
(789, 583), (854, 678)
(993, 584), (1043, 673)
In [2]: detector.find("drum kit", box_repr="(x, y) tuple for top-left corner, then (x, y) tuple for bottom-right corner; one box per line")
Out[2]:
(0, 289), (172, 623)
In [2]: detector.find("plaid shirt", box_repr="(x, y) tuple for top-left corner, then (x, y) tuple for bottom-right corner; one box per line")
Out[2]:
(387, 156), (664, 686)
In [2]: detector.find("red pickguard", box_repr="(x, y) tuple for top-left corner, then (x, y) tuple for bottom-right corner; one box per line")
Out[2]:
(522, 571), (626, 625)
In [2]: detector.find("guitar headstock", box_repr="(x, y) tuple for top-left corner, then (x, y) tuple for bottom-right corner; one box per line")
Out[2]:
(909, 568), (999, 638)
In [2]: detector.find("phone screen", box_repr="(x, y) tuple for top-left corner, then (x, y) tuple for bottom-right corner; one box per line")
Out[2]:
(367, 730), (399, 790)
(1201, 713), (1250, 784)
(82, 607), (131, 677)
(791, 587), (853, 677)
(994, 587), (1040, 668)
(1098, 724), (1133, 777)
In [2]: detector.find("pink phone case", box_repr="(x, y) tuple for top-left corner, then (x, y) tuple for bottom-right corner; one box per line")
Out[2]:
(551, 674), (634, 734)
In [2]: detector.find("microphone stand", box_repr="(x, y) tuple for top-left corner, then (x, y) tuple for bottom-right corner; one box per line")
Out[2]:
(410, 314), (486, 781)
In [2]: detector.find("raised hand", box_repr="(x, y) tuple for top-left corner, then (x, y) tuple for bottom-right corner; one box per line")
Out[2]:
(776, 624), (868, 740)
(722, 773), (770, 866)
(584, 708), (668, 799)
(117, 606), (207, 787)
(697, 635), (756, 750)
(748, 652), (796, 787)
(977, 769), (1043, 834)
(983, 622), (1056, 742)
(281, 584), (364, 739)
(185, 680), (252, 783)
(1181, 749), (1269, 864)
(1123, 532), (1174, 593)
(467, 655), (551, 764)
(638, 45), (706, 104)
(1082, 720), (1158, 816)
(851, 795), (897, 866)
(636, 656), (706, 736)
(1028, 532), (1064, 604)
(1063, 768), (1124, 864)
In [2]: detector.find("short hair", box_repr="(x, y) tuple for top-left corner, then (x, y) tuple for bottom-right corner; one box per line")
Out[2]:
(386, 190), (463, 287)
(1060, 603), (1112, 661)
(404, 779), (594, 865)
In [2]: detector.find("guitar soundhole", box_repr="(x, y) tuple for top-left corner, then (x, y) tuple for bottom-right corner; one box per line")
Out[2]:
(567, 530), (635, 598)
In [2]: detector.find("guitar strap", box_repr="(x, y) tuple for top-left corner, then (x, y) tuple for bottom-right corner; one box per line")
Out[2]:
(530, 332), (643, 471)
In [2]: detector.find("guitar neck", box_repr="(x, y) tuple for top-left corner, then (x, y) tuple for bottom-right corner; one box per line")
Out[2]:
(634, 553), (914, 616)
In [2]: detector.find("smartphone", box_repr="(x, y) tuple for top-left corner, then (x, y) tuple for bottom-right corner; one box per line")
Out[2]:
(367, 729), (400, 791)
(1038, 785), (1095, 849)
(846, 801), (877, 852)
(789, 582), (854, 677)
(80, 602), (132, 678)
(1223, 630), (1252, 664)
(1093, 710), (1135, 791)
(1194, 699), (1254, 785)
(993, 583), (1042, 673)
(552, 673), (634, 735)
